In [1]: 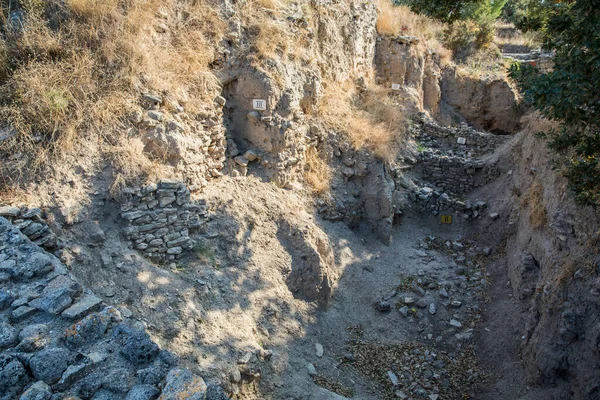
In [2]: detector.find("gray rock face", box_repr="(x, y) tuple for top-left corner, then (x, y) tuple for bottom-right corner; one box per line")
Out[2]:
(119, 181), (200, 262)
(160, 369), (207, 400)
(0, 322), (18, 349)
(0, 200), (229, 400)
(103, 368), (132, 393)
(61, 294), (103, 320)
(120, 329), (159, 365)
(20, 381), (52, 400)
(0, 356), (30, 394)
(29, 347), (72, 384)
(0, 290), (14, 309)
(125, 384), (160, 400)
(206, 385), (230, 400)
(136, 365), (167, 386)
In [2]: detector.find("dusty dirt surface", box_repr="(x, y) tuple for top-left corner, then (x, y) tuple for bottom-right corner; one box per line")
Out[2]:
(57, 169), (570, 399)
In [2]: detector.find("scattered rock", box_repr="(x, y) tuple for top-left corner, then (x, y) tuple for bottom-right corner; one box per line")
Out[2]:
(237, 352), (253, 365)
(307, 363), (317, 376)
(374, 300), (392, 312)
(315, 343), (324, 358)
(20, 380), (52, 400)
(29, 347), (72, 384)
(449, 319), (462, 328)
(0, 322), (18, 349)
(0, 206), (20, 217)
(61, 294), (103, 320)
(0, 357), (29, 394)
(126, 384), (160, 400)
(429, 303), (437, 315)
(120, 328), (159, 365)
(160, 368), (207, 400)
(387, 370), (399, 386)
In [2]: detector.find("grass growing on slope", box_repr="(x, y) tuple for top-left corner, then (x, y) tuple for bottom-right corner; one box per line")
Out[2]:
(0, 0), (226, 186)
(319, 81), (406, 162)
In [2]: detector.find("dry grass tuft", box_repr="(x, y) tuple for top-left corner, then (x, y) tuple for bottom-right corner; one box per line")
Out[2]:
(521, 112), (561, 136)
(319, 82), (406, 162)
(0, 0), (226, 187)
(304, 147), (333, 195)
(107, 138), (174, 199)
(375, 1), (445, 43)
(521, 181), (547, 228)
(374, 0), (450, 64)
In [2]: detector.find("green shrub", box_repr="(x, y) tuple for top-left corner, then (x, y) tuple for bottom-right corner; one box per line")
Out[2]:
(509, 0), (600, 206)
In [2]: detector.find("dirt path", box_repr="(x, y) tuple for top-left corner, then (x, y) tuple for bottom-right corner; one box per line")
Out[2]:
(271, 208), (569, 400)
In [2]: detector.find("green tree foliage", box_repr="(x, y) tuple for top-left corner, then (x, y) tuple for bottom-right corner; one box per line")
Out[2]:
(397, 0), (509, 54)
(502, 0), (553, 32)
(394, 0), (481, 23)
(396, 0), (508, 23)
(510, 0), (600, 206)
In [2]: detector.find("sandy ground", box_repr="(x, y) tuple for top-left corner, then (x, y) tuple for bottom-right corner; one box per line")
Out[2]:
(61, 172), (569, 399)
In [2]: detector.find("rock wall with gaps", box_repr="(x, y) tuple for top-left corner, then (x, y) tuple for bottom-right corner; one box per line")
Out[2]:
(120, 180), (205, 263)
(419, 152), (501, 195)
(414, 114), (509, 156)
(0, 206), (59, 252)
(0, 217), (228, 400)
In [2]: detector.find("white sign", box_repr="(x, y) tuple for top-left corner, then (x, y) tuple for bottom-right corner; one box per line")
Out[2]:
(391, 83), (401, 91)
(457, 137), (466, 145)
(252, 99), (267, 110)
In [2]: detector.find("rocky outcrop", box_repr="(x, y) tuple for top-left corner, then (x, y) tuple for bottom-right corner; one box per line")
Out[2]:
(220, 0), (378, 189)
(0, 206), (59, 251)
(119, 180), (204, 262)
(135, 94), (227, 191)
(375, 36), (442, 114)
(0, 217), (227, 399)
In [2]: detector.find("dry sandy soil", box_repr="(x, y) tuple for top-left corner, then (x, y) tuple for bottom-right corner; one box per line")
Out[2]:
(60, 171), (570, 399)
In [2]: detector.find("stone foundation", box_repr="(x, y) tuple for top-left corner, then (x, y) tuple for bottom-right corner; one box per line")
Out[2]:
(0, 206), (58, 251)
(119, 180), (205, 262)
(0, 217), (227, 399)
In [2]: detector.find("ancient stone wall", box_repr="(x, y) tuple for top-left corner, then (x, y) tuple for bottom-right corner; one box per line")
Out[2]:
(419, 152), (500, 195)
(410, 186), (491, 219)
(135, 93), (228, 191)
(415, 115), (508, 155)
(120, 180), (204, 263)
(0, 217), (227, 399)
(0, 206), (59, 251)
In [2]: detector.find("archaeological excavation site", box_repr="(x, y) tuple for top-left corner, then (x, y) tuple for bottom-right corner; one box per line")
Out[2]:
(0, 0), (598, 399)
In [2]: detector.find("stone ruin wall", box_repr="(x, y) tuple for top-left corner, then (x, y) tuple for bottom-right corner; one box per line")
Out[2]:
(0, 206), (59, 252)
(419, 153), (501, 195)
(119, 180), (204, 263)
(0, 217), (228, 399)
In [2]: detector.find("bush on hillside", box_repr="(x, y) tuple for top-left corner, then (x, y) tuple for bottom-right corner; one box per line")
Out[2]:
(510, 0), (600, 206)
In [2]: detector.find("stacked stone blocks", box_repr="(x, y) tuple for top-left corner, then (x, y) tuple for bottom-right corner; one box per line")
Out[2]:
(120, 180), (203, 262)
(0, 217), (227, 399)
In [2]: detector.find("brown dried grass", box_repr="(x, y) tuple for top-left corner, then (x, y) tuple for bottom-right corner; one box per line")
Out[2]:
(0, 0), (226, 186)
(304, 147), (332, 195)
(319, 81), (406, 162)
(521, 181), (547, 229)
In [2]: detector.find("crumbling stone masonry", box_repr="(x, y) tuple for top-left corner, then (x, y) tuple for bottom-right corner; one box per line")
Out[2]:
(0, 206), (58, 251)
(419, 151), (501, 195)
(120, 180), (204, 262)
(0, 217), (228, 399)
